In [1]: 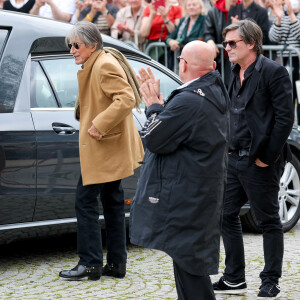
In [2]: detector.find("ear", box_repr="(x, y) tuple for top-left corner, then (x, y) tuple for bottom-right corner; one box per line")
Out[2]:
(213, 61), (217, 70)
(90, 43), (98, 53)
(183, 60), (188, 73)
(248, 42), (255, 50)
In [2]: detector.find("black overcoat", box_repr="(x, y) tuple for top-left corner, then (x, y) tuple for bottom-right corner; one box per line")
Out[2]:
(130, 71), (230, 276)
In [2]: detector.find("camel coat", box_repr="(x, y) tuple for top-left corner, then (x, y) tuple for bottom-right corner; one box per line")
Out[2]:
(76, 49), (144, 186)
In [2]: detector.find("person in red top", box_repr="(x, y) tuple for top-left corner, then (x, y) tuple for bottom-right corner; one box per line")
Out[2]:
(140, 0), (182, 62)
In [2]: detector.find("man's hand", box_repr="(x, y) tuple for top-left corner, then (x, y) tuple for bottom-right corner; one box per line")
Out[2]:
(136, 67), (160, 97)
(117, 21), (134, 35)
(91, 0), (107, 14)
(140, 82), (164, 108)
(231, 15), (239, 23)
(35, 0), (46, 8)
(88, 124), (103, 140)
(169, 39), (180, 51)
(75, 0), (84, 10)
(255, 158), (269, 167)
(273, 0), (284, 18)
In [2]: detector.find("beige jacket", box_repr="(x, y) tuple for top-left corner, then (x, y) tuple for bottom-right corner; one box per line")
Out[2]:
(76, 49), (144, 185)
(111, 5), (145, 50)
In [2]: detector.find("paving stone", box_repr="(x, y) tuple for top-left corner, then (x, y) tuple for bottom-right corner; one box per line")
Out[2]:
(0, 221), (299, 299)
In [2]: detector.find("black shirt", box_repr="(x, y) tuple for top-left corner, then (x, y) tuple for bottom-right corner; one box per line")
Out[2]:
(3, 0), (35, 13)
(229, 59), (257, 151)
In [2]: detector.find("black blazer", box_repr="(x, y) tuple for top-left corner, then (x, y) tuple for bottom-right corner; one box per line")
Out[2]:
(227, 2), (270, 44)
(228, 55), (294, 165)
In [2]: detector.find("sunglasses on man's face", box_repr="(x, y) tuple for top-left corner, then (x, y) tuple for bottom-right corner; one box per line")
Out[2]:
(221, 39), (243, 49)
(68, 42), (84, 50)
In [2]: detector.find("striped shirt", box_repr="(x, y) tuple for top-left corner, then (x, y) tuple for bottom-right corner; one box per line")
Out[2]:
(269, 12), (300, 57)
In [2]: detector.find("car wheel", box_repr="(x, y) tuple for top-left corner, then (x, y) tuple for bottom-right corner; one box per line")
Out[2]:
(241, 154), (300, 233)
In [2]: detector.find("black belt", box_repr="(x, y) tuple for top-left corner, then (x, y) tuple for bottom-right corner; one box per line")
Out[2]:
(238, 149), (250, 157)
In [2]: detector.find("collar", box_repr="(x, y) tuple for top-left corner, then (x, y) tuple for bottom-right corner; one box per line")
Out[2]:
(177, 77), (199, 89)
(243, 1), (255, 10)
(81, 49), (103, 70)
(124, 5), (145, 18)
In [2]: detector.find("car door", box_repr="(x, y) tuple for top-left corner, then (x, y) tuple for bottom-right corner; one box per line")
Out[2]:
(30, 56), (81, 221)
(0, 30), (37, 226)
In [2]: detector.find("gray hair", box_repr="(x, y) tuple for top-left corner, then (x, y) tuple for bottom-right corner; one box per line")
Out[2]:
(65, 21), (103, 50)
(222, 19), (263, 55)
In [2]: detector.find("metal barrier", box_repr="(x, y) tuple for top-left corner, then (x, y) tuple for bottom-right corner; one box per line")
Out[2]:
(216, 44), (300, 88)
(144, 43), (300, 93)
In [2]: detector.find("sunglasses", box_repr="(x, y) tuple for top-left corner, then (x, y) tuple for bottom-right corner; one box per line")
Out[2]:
(67, 42), (84, 50)
(221, 39), (243, 49)
(176, 56), (188, 64)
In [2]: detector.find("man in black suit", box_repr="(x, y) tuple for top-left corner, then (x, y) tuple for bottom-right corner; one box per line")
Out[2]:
(227, 0), (269, 44)
(213, 20), (294, 299)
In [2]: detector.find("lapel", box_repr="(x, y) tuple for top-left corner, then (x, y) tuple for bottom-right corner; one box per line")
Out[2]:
(245, 54), (264, 106)
(188, 15), (202, 37)
(228, 55), (264, 106)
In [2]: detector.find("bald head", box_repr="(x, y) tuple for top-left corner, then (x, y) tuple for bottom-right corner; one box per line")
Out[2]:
(179, 41), (216, 82)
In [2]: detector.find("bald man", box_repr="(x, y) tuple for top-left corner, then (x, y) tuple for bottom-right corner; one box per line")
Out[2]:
(130, 41), (230, 300)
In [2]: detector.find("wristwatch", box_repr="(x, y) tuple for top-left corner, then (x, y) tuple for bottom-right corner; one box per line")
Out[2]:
(102, 10), (110, 16)
(164, 19), (170, 25)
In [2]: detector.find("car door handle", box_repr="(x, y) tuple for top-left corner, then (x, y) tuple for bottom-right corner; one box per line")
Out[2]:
(52, 122), (76, 135)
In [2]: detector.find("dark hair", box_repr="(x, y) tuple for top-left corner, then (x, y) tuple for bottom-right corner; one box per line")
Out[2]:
(222, 19), (263, 55)
(65, 21), (103, 50)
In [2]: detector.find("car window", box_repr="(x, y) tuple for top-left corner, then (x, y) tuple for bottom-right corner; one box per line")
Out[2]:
(41, 58), (81, 108)
(128, 59), (181, 108)
(30, 61), (58, 108)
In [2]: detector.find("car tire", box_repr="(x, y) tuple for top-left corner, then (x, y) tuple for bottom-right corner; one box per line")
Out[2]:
(241, 153), (300, 233)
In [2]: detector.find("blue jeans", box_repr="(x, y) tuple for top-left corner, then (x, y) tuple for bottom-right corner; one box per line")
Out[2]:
(222, 153), (284, 285)
(75, 175), (127, 267)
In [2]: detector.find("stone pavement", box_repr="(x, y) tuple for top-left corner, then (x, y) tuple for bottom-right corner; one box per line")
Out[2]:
(0, 221), (299, 300)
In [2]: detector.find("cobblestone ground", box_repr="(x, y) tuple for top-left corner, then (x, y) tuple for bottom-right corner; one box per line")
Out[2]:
(0, 221), (299, 300)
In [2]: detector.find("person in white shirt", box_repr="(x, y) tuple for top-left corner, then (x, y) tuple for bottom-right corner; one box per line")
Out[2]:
(30, 0), (76, 22)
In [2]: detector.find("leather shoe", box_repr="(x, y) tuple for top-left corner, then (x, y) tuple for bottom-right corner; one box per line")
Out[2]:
(102, 263), (126, 278)
(59, 264), (102, 280)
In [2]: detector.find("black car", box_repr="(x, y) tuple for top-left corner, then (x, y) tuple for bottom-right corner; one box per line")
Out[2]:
(0, 11), (299, 244)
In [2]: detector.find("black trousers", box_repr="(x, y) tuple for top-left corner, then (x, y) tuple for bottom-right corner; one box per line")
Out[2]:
(75, 175), (127, 267)
(222, 153), (284, 285)
(173, 261), (216, 300)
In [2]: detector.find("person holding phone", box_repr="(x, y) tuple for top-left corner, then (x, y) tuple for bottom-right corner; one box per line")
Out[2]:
(140, 0), (182, 61)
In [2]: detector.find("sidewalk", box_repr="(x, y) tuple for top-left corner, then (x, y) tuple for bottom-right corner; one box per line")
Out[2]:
(0, 221), (299, 299)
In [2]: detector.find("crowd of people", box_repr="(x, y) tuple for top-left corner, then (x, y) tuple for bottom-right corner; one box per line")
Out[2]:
(2, 0), (300, 115)
(1, 0), (299, 54)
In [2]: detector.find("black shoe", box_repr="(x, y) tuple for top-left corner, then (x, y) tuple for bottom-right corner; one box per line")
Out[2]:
(213, 276), (247, 295)
(102, 263), (126, 278)
(257, 283), (280, 299)
(59, 264), (102, 281)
